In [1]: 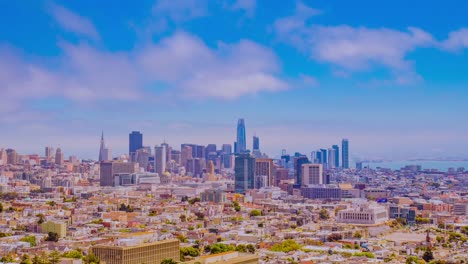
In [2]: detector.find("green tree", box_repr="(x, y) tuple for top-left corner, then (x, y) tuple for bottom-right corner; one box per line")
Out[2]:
(233, 201), (241, 212)
(188, 197), (201, 205)
(32, 253), (48, 264)
(235, 244), (247, 252)
(422, 248), (434, 262)
(353, 231), (362, 239)
(48, 251), (61, 264)
(461, 225), (468, 235)
(36, 213), (46, 225)
(160, 258), (177, 264)
(406, 256), (425, 264)
(208, 243), (236, 254)
(62, 250), (83, 259)
(319, 209), (329, 220)
(246, 244), (256, 253)
(0, 254), (15, 263)
(180, 247), (200, 261)
(20, 254), (32, 264)
(249, 209), (261, 217)
(45, 232), (59, 242)
(270, 239), (302, 253)
(83, 253), (100, 264)
(20, 235), (37, 247)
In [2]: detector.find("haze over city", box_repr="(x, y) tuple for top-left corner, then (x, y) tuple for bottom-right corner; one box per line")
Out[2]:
(1, 0), (468, 160)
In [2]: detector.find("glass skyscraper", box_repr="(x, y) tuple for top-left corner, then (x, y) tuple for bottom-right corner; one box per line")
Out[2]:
(253, 136), (259, 150)
(234, 153), (255, 194)
(129, 131), (143, 155)
(294, 155), (310, 187)
(342, 139), (349, 169)
(332, 144), (340, 168)
(235, 118), (246, 154)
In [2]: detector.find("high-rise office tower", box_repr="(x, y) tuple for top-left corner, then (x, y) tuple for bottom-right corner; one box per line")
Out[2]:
(55, 148), (64, 166)
(161, 142), (171, 163)
(294, 156), (310, 187)
(180, 145), (193, 169)
(328, 148), (336, 169)
(0, 148), (6, 165)
(195, 145), (205, 159)
(6, 149), (17, 165)
(302, 164), (324, 185)
(129, 131), (143, 156)
(221, 144), (232, 169)
(222, 144), (232, 154)
(252, 135), (261, 158)
(253, 136), (259, 151)
(98, 132), (112, 161)
(135, 148), (150, 171)
(320, 149), (327, 168)
(171, 150), (181, 165)
(187, 158), (206, 177)
(255, 158), (274, 188)
(206, 144), (217, 160)
(154, 145), (166, 175)
(235, 118), (246, 154)
(45, 147), (54, 160)
(234, 153), (255, 194)
(332, 145), (340, 168)
(316, 151), (322, 164)
(342, 139), (349, 169)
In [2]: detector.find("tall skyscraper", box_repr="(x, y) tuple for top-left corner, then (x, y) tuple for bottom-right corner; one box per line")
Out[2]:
(135, 148), (150, 171)
(328, 148), (336, 169)
(129, 131), (143, 156)
(302, 164), (324, 185)
(99, 132), (112, 161)
(332, 145), (340, 168)
(235, 118), (246, 154)
(206, 144), (217, 160)
(253, 136), (259, 151)
(234, 153), (255, 194)
(180, 145), (193, 170)
(255, 158), (274, 188)
(342, 139), (349, 169)
(6, 149), (17, 165)
(45, 147), (54, 160)
(154, 144), (166, 175)
(320, 149), (327, 168)
(294, 156), (310, 187)
(0, 148), (6, 165)
(221, 144), (232, 169)
(252, 135), (261, 158)
(55, 148), (64, 166)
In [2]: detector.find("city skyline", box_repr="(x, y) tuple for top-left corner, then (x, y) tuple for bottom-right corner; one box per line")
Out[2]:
(1, 1), (468, 159)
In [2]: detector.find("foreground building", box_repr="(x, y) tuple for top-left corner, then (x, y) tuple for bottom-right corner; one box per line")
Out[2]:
(91, 239), (180, 264)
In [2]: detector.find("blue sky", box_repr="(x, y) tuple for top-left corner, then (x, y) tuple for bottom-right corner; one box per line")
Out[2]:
(1, 0), (468, 160)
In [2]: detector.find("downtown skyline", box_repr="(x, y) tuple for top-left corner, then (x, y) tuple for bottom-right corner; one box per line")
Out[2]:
(1, 0), (468, 160)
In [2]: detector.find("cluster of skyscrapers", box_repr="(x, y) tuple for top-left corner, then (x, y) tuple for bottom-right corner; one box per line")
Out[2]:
(97, 118), (350, 194)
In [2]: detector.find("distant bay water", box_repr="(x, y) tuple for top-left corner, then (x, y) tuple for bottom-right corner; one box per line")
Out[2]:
(365, 160), (468, 171)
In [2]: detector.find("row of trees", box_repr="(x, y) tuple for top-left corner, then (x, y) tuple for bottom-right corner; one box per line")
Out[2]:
(1, 251), (99, 264)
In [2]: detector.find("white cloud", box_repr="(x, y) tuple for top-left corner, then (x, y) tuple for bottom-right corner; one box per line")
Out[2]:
(152, 0), (208, 22)
(48, 3), (100, 40)
(273, 1), (321, 37)
(0, 31), (288, 114)
(441, 28), (468, 51)
(228, 0), (257, 16)
(273, 2), (434, 84)
(138, 32), (288, 99)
